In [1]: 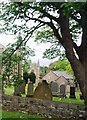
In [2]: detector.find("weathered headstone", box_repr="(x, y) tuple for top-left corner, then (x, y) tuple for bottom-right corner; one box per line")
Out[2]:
(14, 86), (21, 96)
(34, 80), (52, 100)
(66, 85), (70, 93)
(26, 82), (34, 97)
(60, 84), (66, 97)
(49, 81), (59, 96)
(20, 81), (26, 94)
(69, 84), (76, 98)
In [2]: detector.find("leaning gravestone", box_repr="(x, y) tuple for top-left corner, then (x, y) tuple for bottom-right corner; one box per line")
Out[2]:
(60, 84), (66, 97)
(34, 80), (52, 100)
(49, 81), (59, 96)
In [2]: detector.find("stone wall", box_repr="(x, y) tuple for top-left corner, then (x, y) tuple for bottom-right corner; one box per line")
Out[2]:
(2, 94), (85, 119)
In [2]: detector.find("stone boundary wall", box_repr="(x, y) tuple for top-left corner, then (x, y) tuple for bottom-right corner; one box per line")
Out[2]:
(2, 94), (85, 119)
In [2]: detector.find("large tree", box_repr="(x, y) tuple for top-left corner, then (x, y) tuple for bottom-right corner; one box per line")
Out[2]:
(0, 2), (87, 118)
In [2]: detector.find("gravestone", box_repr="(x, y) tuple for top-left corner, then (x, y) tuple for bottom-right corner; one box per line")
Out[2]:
(66, 85), (70, 93)
(14, 86), (21, 96)
(60, 84), (66, 97)
(49, 81), (59, 96)
(34, 80), (52, 100)
(69, 84), (76, 98)
(20, 81), (26, 94)
(26, 81), (34, 97)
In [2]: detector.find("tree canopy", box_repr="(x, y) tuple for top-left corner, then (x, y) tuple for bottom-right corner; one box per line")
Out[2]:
(0, 2), (86, 60)
(49, 60), (72, 72)
(0, 2), (87, 116)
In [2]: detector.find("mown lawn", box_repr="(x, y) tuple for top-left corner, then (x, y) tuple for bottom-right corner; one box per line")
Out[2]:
(4, 85), (27, 96)
(53, 91), (84, 105)
(1, 109), (58, 119)
(4, 86), (14, 95)
(53, 96), (84, 105)
(1, 109), (42, 118)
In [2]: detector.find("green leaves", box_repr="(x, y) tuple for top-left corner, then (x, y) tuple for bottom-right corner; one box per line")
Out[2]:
(43, 45), (64, 59)
(2, 34), (35, 87)
(49, 59), (73, 73)
(35, 26), (55, 43)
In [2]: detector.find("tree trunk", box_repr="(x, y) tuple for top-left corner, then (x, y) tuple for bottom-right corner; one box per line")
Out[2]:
(59, 12), (87, 119)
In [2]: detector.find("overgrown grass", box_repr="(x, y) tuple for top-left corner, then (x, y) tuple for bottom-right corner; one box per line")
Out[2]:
(1, 109), (42, 118)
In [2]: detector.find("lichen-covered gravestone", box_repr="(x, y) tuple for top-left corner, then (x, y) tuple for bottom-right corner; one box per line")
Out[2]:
(60, 84), (66, 97)
(20, 81), (26, 94)
(49, 81), (59, 96)
(34, 80), (52, 100)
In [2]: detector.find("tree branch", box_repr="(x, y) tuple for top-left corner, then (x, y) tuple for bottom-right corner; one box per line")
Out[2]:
(73, 42), (79, 55)
(24, 12), (50, 25)
(23, 3), (60, 25)
(48, 20), (63, 45)
(5, 23), (45, 59)
(71, 14), (82, 26)
(39, 9), (61, 24)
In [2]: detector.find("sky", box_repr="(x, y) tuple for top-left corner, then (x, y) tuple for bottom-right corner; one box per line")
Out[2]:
(0, 33), (58, 66)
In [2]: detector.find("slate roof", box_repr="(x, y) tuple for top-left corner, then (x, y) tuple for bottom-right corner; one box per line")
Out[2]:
(53, 71), (73, 80)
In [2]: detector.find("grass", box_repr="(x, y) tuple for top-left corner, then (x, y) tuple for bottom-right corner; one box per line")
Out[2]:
(4, 86), (84, 105)
(1, 109), (42, 118)
(53, 91), (84, 105)
(53, 96), (84, 105)
(4, 86), (14, 95)
(4, 85), (28, 96)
